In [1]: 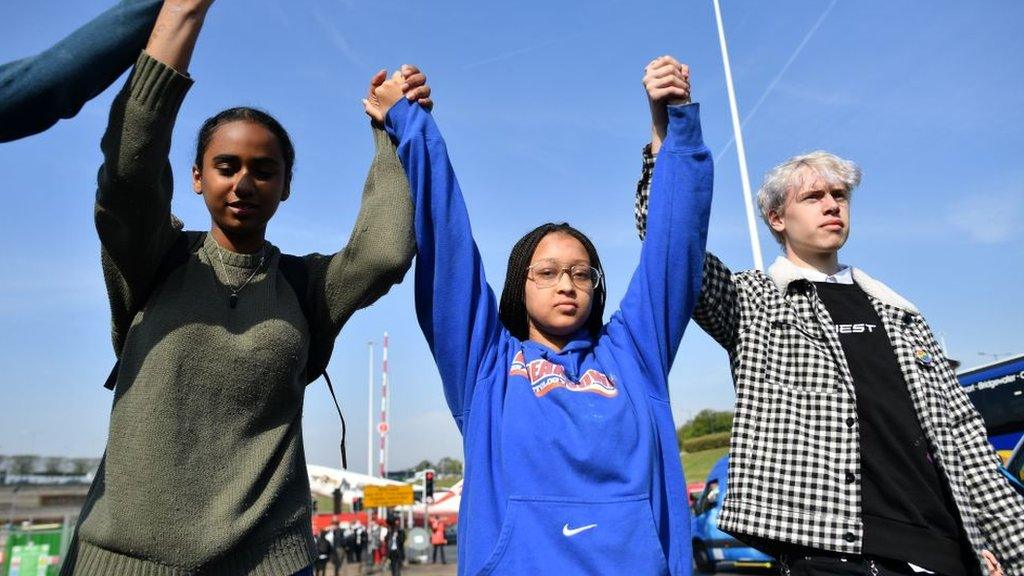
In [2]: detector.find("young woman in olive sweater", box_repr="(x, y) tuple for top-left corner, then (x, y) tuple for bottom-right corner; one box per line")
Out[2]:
(61, 2), (425, 575)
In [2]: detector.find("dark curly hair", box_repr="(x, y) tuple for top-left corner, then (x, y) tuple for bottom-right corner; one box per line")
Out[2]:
(498, 223), (606, 341)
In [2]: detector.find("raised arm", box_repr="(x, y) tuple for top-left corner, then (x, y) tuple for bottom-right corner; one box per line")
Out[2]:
(613, 56), (713, 396)
(96, 0), (212, 352)
(634, 59), (741, 352)
(382, 88), (502, 427)
(299, 123), (415, 365)
(0, 1), (164, 142)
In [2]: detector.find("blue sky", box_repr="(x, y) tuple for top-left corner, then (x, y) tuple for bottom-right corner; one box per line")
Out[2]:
(1, 1), (1021, 473)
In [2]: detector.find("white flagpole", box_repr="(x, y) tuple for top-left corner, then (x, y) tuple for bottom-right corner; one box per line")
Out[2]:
(713, 0), (765, 271)
(367, 341), (375, 477)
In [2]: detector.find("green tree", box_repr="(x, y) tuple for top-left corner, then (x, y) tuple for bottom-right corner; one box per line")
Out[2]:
(44, 456), (63, 475)
(11, 454), (36, 475)
(71, 458), (95, 476)
(678, 409), (733, 440)
(436, 457), (463, 476)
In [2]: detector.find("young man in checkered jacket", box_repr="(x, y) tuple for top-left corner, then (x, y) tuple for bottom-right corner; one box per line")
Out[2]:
(637, 57), (1023, 576)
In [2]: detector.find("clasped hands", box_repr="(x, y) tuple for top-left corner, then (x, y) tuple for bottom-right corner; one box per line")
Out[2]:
(362, 65), (433, 123)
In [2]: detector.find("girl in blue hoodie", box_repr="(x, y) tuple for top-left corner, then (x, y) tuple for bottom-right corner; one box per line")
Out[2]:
(374, 56), (712, 575)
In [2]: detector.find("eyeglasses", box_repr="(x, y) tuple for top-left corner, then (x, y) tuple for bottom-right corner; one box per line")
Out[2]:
(527, 261), (602, 290)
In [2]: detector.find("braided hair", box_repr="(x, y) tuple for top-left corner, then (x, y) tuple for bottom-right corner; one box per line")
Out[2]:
(498, 223), (606, 341)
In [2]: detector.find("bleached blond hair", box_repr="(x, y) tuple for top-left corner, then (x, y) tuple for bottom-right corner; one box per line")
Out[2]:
(757, 150), (862, 245)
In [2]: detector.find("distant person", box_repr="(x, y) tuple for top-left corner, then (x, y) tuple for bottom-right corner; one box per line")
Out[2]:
(634, 57), (1024, 575)
(329, 522), (344, 576)
(343, 523), (358, 564)
(57, 1), (429, 575)
(0, 0), (162, 142)
(386, 519), (405, 576)
(377, 53), (711, 575)
(354, 521), (367, 563)
(430, 517), (448, 564)
(315, 529), (333, 576)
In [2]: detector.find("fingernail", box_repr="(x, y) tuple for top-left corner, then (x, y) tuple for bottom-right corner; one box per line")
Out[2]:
(402, 83), (409, 90)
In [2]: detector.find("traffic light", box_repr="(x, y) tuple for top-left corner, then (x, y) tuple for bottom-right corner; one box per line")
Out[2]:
(425, 469), (435, 501)
(352, 497), (363, 512)
(332, 488), (342, 514)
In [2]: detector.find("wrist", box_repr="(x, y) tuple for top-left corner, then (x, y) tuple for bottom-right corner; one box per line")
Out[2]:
(650, 123), (666, 155)
(172, 0), (214, 18)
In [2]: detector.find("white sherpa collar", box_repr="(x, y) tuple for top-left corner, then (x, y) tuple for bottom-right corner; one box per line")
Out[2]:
(767, 256), (919, 314)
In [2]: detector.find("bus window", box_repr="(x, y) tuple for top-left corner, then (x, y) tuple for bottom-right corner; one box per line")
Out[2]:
(958, 354), (1024, 458)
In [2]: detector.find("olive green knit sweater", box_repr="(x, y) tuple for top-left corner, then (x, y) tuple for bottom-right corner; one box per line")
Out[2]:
(61, 53), (414, 576)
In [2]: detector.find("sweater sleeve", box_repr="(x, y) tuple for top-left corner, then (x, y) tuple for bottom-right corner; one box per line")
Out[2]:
(95, 52), (191, 354)
(0, 0), (163, 142)
(384, 98), (503, 424)
(613, 103), (713, 398)
(301, 125), (415, 355)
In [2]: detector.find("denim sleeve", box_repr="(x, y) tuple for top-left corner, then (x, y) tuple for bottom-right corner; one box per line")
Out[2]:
(0, 0), (162, 142)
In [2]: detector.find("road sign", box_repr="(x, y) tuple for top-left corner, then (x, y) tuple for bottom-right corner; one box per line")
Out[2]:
(363, 484), (413, 508)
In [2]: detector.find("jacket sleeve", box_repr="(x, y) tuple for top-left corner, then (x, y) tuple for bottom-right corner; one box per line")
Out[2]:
(0, 0), (163, 142)
(938, 349), (1024, 572)
(614, 103), (713, 396)
(95, 52), (189, 354)
(692, 253), (742, 351)
(385, 98), (503, 426)
(301, 126), (415, 354)
(635, 146), (742, 353)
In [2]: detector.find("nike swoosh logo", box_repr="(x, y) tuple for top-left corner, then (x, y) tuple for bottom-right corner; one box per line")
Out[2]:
(562, 523), (598, 537)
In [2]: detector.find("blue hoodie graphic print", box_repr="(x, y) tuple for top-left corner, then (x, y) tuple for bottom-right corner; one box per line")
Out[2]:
(385, 99), (712, 576)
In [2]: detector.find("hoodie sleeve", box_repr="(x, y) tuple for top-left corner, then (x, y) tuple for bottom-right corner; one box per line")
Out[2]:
(385, 99), (502, 426)
(635, 148), (740, 352)
(612, 103), (713, 399)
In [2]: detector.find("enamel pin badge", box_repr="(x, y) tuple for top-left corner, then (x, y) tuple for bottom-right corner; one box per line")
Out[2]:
(914, 348), (934, 367)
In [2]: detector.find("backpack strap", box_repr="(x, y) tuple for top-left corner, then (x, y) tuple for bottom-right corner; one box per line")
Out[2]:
(321, 371), (348, 470)
(270, 253), (348, 469)
(276, 254), (336, 385)
(103, 231), (206, 390)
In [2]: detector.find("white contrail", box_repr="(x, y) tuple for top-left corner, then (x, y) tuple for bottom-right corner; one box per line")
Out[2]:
(462, 29), (591, 70)
(312, 9), (365, 68)
(715, 0), (838, 163)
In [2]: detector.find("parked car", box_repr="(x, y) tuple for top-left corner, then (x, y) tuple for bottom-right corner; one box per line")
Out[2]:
(999, 435), (1024, 497)
(687, 481), (707, 508)
(691, 455), (773, 573)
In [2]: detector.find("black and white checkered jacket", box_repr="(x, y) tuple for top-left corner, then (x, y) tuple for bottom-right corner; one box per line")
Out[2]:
(636, 147), (1024, 573)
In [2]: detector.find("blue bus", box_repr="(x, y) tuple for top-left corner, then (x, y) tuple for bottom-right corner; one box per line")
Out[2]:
(958, 353), (1024, 460)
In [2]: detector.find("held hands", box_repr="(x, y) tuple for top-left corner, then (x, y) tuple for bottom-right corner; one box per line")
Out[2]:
(643, 55), (690, 154)
(982, 550), (1003, 576)
(362, 64), (433, 124)
(644, 55), (690, 106)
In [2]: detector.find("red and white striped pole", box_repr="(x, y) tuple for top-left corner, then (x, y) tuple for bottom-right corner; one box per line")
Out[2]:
(378, 332), (390, 478)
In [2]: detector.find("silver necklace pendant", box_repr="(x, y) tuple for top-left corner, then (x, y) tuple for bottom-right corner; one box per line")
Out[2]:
(213, 244), (265, 310)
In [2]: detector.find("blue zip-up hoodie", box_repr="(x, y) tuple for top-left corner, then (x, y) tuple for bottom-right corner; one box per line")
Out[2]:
(385, 99), (712, 576)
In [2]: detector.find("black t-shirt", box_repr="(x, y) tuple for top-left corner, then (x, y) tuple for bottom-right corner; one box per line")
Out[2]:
(814, 282), (973, 576)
